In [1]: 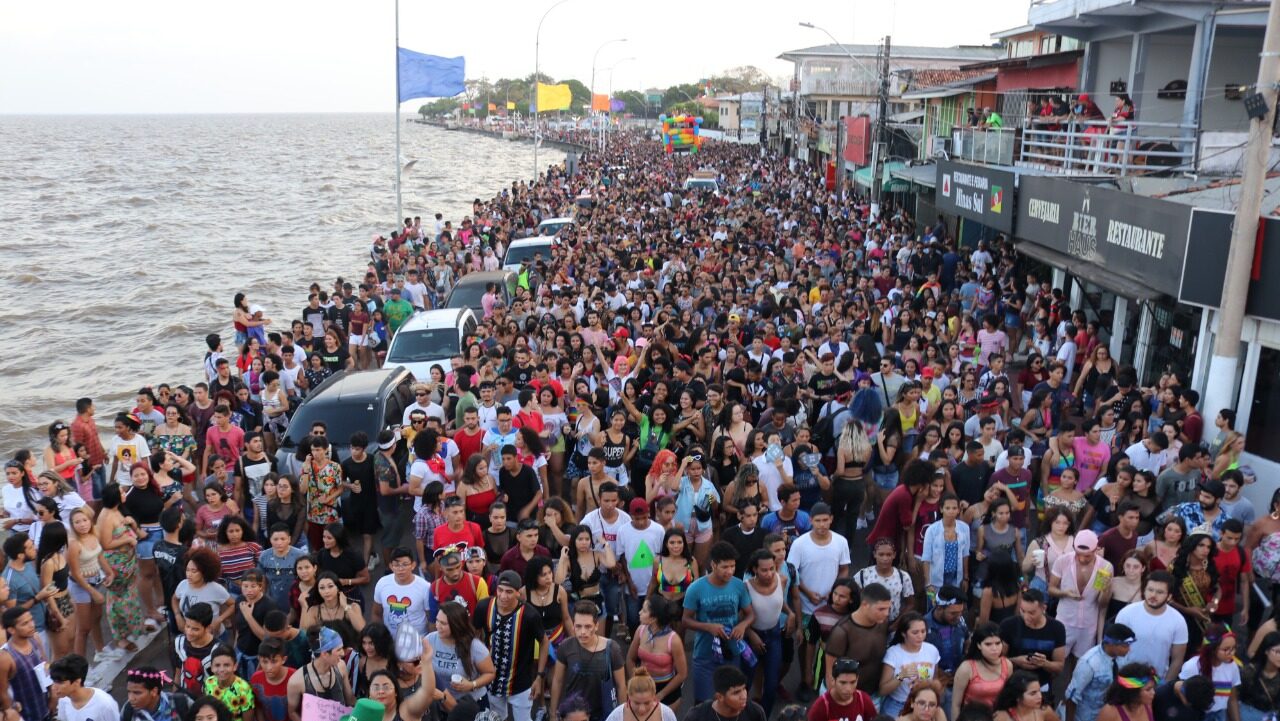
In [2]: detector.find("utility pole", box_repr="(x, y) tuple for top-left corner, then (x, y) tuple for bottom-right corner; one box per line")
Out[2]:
(834, 116), (845, 195)
(872, 35), (892, 207)
(1202, 0), (1280, 420)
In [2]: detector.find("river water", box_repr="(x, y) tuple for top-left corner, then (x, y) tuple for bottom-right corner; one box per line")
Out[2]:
(0, 114), (541, 451)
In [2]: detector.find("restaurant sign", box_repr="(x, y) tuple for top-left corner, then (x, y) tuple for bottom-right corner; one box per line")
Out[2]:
(935, 160), (1015, 233)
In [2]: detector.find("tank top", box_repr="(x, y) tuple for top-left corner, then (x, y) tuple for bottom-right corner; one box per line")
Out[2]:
(3, 641), (44, 721)
(51, 448), (76, 481)
(78, 540), (104, 580)
(747, 578), (785, 631)
(963, 658), (1012, 707)
(302, 664), (345, 704)
(464, 486), (498, 517)
(656, 560), (694, 596)
(635, 627), (676, 682)
(528, 585), (565, 641)
(602, 433), (627, 468)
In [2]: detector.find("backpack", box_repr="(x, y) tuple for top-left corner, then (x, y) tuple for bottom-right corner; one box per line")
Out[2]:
(1254, 533), (1280, 583)
(812, 405), (850, 455)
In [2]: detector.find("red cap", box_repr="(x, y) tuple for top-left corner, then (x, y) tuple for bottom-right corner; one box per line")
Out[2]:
(628, 498), (649, 514)
(922, 368), (935, 379)
(614, 327), (630, 339)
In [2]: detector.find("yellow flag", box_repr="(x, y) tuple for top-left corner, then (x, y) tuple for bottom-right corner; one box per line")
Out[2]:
(535, 82), (572, 112)
(506, 101), (516, 110)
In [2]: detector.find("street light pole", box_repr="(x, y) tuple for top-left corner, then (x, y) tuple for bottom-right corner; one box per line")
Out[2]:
(534, 0), (572, 181)
(605, 57), (636, 152)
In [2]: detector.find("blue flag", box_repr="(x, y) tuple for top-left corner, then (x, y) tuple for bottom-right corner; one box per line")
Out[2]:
(397, 48), (465, 102)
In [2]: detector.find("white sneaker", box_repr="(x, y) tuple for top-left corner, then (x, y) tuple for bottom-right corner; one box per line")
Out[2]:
(856, 516), (868, 530)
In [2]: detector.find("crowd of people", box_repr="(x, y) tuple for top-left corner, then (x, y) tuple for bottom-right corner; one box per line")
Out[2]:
(2, 129), (1271, 721)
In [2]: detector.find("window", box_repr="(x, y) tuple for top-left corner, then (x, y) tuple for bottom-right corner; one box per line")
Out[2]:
(1246, 347), (1280, 462)
(1061, 36), (1081, 52)
(386, 329), (461, 364)
(1041, 35), (1058, 54)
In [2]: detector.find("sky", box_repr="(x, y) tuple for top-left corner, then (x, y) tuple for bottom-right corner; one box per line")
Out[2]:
(0, 0), (1032, 114)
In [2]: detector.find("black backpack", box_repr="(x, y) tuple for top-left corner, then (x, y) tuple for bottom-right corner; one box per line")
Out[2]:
(812, 405), (850, 455)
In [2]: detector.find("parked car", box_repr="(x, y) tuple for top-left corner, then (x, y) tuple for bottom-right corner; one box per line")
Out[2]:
(502, 238), (555, 271)
(445, 270), (517, 314)
(274, 367), (414, 469)
(384, 308), (477, 382)
(536, 216), (575, 237)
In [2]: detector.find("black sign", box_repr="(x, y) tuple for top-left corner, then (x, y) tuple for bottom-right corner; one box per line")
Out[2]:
(935, 160), (1016, 233)
(1015, 176), (1192, 297)
(1183, 209), (1280, 322)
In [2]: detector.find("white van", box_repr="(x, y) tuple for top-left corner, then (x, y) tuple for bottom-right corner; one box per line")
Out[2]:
(503, 237), (555, 271)
(536, 216), (575, 237)
(384, 308), (477, 383)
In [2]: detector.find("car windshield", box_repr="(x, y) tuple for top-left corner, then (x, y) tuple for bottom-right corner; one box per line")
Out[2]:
(448, 283), (489, 310)
(538, 222), (570, 236)
(283, 393), (378, 447)
(504, 244), (549, 267)
(386, 328), (458, 363)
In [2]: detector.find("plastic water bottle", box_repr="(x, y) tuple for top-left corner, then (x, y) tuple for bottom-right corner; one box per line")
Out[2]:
(736, 638), (757, 668)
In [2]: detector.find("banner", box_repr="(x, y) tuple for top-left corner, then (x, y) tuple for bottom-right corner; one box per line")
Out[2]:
(302, 694), (351, 721)
(506, 101), (516, 110)
(591, 94), (610, 111)
(535, 83), (572, 112)
(843, 116), (871, 166)
(487, 103), (496, 111)
(935, 160), (1016, 234)
(610, 98), (626, 113)
(396, 48), (464, 102)
(1015, 176), (1192, 297)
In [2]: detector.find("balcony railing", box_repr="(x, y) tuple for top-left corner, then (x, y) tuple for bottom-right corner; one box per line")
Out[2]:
(951, 127), (1017, 166)
(1018, 119), (1197, 176)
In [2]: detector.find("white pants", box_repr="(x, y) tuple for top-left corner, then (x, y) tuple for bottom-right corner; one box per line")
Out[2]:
(489, 688), (533, 721)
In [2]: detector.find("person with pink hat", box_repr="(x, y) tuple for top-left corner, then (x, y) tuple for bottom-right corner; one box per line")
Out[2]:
(1048, 529), (1114, 665)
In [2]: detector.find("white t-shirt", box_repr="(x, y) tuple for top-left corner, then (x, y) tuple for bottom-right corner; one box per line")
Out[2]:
(1115, 602), (1189, 678)
(1178, 655), (1240, 714)
(605, 704), (677, 721)
(581, 509), (631, 556)
(787, 531), (852, 615)
(58, 688), (120, 721)
(106, 434), (151, 485)
(0, 486), (35, 534)
(615, 521), (666, 595)
(374, 573), (432, 637)
(753, 455), (795, 512)
(883, 642), (942, 708)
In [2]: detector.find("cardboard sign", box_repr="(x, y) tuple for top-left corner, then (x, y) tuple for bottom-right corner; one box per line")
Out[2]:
(302, 693), (351, 721)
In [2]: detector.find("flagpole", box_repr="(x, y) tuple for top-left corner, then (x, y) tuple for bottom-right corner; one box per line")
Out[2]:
(395, 0), (402, 225)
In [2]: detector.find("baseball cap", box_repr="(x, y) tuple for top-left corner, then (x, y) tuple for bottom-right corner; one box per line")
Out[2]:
(316, 626), (344, 653)
(1006, 445), (1025, 458)
(810, 502), (833, 518)
(921, 368), (935, 379)
(497, 570), (523, 591)
(1074, 529), (1099, 552)
(629, 497), (650, 515)
(614, 327), (630, 339)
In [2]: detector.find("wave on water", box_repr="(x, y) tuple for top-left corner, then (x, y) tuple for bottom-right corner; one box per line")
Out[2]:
(0, 113), (538, 450)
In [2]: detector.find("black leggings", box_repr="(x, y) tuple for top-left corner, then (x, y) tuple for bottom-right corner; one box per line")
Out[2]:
(831, 476), (866, 540)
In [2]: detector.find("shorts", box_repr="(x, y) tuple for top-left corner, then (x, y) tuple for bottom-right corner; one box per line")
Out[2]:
(69, 575), (102, 604)
(691, 527), (713, 544)
(136, 525), (163, 560)
(348, 334), (366, 347)
(1063, 623), (1098, 657)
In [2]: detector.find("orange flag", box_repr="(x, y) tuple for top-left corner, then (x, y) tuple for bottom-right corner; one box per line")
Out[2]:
(591, 93), (610, 112)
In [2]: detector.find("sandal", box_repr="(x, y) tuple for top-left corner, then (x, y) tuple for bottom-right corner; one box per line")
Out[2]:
(116, 641), (138, 653)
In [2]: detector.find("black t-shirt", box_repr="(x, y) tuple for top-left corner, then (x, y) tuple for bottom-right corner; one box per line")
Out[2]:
(950, 461), (992, 506)
(316, 550), (365, 604)
(471, 598), (545, 694)
(686, 700), (767, 721)
(999, 616), (1067, 688)
(721, 525), (767, 578)
(808, 372), (839, 401)
(725, 367), (747, 404)
(508, 364), (535, 390)
(340, 455), (379, 513)
(153, 539), (187, 600)
(233, 595), (277, 655)
(123, 486), (166, 525)
(1153, 683), (1204, 721)
(499, 465), (541, 519)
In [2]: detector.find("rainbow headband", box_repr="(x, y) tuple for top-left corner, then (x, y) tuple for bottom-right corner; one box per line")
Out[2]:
(1117, 675), (1155, 689)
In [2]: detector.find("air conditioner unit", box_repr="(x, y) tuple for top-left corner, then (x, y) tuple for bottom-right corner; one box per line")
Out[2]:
(929, 136), (951, 159)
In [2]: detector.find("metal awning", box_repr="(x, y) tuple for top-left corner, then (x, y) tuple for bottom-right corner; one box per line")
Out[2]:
(853, 162), (910, 192)
(1011, 239), (1163, 300)
(890, 163), (937, 189)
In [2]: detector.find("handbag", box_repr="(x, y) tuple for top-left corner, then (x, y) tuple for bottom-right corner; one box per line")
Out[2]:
(598, 640), (619, 716)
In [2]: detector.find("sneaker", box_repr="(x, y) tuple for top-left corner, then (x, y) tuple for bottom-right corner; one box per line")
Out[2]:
(368, 553), (380, 571)
(856, 515), (868, 530)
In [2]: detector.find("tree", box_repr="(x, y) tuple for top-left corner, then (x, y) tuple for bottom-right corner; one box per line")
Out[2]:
(662, 83), (703, 111)
(564, 79), (590, 113)
(614, 90), (648, 117)
(418, 98), (460, 116)
(709, 65), (772, 94)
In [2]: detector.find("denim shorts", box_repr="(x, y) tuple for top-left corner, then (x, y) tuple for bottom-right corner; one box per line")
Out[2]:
(136, 525), (163, 560)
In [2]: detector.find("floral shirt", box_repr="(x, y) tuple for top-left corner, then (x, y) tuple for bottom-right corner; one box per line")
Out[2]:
(204, 676), (255, 721)
(302, 460), (342, 525)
